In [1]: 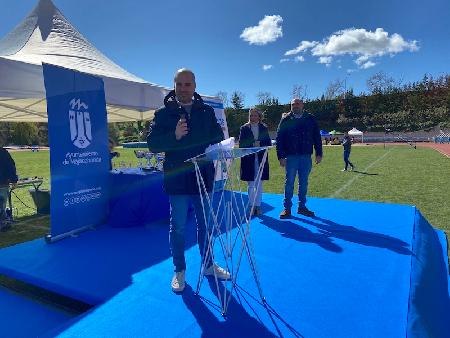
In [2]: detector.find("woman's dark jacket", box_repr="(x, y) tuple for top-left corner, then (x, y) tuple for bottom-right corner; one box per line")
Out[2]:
(147, 91), (224, 194)
(238, 123), (271, 181)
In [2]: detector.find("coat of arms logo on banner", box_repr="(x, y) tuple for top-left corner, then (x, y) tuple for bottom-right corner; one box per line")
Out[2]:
(69, 98), (92, 149)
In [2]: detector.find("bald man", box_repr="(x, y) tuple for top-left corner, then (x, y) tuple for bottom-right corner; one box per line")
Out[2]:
(147, 69), (230, 293)
(276, 98), (322, 218)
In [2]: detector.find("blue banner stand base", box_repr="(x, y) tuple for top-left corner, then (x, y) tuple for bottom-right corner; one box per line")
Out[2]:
(45, 225), (97, 244)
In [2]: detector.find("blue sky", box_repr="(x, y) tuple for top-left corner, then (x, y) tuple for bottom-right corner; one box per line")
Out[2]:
(1, 0), (449, 106)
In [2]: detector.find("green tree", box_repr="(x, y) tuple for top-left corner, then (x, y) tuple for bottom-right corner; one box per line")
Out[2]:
(11, 122), (39, 145)
(108, 123), (121, 143)
(230, 91), (245, 109)
(0, 122), (12, 145)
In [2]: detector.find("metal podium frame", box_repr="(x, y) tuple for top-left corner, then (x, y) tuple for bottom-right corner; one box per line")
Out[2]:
(187, 145), (272, 316)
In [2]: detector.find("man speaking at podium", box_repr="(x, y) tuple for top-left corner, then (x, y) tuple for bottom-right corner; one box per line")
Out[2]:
(0, 146), (18, 229)
(147, 69), (230, 293)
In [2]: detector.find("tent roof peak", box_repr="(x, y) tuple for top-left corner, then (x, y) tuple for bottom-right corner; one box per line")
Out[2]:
(0, 0), (150, 84)
(0, 0), (59, 56)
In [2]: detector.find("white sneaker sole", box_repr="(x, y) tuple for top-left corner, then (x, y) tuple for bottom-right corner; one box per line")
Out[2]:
(172, 285), (185, 293)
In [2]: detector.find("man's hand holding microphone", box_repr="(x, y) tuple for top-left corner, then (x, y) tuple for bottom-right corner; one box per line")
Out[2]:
(175, 115), (189, 140)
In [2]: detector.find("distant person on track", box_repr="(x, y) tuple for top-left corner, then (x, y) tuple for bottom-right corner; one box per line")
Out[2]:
(341, 133), (355, 172)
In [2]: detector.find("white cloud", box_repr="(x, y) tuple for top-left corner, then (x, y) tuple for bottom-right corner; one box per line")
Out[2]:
(279, 58), (290, 63)
(287, 28), (418, 69)
(240, 15), (283, 45)
(311, 28), (418, 57)
(285, 41), (318, 56)
(355, 55), (370, 65)
(318, 56), (333, 65)
(262, 64), (273, 71)
(360, 61), (376, 69)
(355, 55), (376, 69)
(294, 55), (305, 62)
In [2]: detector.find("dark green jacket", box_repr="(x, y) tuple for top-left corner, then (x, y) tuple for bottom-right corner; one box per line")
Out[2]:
(276, 112), (322, 160)
(147, 91), (224, 194)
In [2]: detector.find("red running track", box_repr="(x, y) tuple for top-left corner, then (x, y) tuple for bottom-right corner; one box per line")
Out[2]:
(417, 143), (450, 158)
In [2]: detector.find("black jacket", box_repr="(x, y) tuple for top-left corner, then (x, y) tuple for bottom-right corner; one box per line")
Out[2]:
(239, 123), (271, 181)
(147, 91), (224, 194)
(342, 136), (352, 151)
(276, 112), (322, 160)
(0, 147), (18, 186)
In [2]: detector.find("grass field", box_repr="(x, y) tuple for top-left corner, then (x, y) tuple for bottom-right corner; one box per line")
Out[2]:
(2, 145), (449, 255)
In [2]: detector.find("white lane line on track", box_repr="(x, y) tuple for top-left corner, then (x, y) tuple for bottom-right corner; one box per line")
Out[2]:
(329, 147), (393, 198)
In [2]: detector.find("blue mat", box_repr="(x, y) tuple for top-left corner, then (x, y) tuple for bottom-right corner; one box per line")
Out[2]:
(0, 194), (448, 337)
(0, 222), (173, 304)
(0, 286), (74, 338)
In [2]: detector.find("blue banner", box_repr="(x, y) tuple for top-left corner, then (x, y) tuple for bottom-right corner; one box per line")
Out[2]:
(43, 64), (109, 238)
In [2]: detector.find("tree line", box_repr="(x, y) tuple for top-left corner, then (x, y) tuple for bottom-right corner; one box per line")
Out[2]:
(223, 72), (450, 137)
(1, 72), (449, 145)
(0, 121), (147, 146)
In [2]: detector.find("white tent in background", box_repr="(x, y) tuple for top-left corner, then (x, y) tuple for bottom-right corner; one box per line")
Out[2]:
(0, 0), (172, 122)
(348, 127), (364, 143)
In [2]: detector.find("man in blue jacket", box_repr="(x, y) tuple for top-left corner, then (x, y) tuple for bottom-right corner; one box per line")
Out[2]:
(276, 98), (322, 218)
(147, 69), (230, 293)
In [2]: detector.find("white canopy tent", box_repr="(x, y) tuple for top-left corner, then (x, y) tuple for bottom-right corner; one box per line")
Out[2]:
(0, 0), (173, 123)
(348, 127), (364, 142)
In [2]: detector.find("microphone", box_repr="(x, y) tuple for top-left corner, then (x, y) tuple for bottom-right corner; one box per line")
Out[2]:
(178, 107), (190, 138)
(178, 106), (190, 125)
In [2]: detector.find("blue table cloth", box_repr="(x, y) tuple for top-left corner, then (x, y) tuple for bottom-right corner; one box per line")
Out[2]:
(108, 168), (169, 227)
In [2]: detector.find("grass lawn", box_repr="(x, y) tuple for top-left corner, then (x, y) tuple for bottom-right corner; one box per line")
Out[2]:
(2, 145), (449, 256)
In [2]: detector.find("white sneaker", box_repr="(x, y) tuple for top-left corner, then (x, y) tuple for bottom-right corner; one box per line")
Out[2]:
(204, 263), (231, 280)
(171, 270), (186, 292)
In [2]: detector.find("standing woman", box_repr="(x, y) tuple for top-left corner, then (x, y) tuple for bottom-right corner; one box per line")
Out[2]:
(239, 108), (271, 216)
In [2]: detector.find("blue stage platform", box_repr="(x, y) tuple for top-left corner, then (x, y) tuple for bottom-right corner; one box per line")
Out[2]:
(0, 286), (74, 338)
(0, 194), (448, 337)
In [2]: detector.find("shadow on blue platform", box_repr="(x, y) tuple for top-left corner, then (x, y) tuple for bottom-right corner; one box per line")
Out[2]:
(258, 214), (412, 255)
(258, 214), (343, 253)
(182, 283), (277, 338)
(181, 276), (306, 338)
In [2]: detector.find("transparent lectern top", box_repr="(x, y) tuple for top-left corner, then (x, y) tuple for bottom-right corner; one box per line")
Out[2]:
(186, 146), (273, 162)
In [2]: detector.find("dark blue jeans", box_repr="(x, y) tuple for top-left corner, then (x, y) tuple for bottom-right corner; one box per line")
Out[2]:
(283, 155), (312, 210)
(169, 194), (213, 272)
(344, 150), (353, 170)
